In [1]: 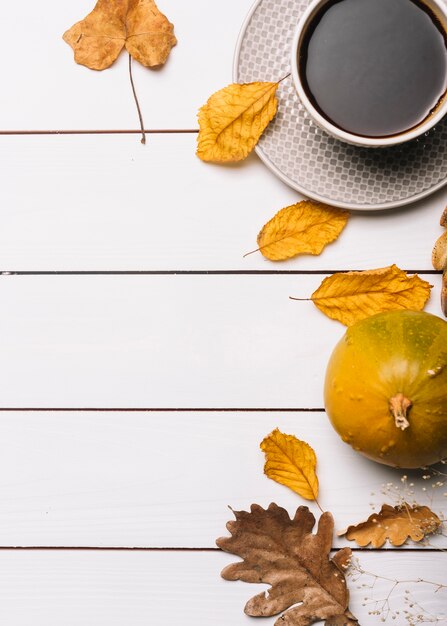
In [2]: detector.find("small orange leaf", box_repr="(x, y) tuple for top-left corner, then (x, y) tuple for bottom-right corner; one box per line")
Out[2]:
(260, 428), (319, 501)
(255, 201), (349, 261)
(196, 82), (279, 163)
(303, 265), (432, 326)
(340, 503), (441, 547)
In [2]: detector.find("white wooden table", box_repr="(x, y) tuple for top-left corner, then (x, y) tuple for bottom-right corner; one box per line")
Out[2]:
(0, 1), (445, 624)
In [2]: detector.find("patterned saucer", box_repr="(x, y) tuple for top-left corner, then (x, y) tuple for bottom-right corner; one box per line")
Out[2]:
(233, 0), (447, 210)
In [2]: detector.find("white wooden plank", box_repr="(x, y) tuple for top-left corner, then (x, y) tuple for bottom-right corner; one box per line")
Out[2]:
(0, 0), (252, 130)
(0, 134), (445, 270)
(0, 274), (442, 408)
(0, 550), (444, 625)
(0, 411), (444, 548)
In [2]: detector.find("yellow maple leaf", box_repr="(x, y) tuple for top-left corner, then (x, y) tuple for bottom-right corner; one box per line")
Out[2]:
(340, 503), (441, 547)
(63, 0), (177, 71)
(196, 82), (279, 163)
(255, 201), (349, 261)
(301, 265), (432, 326)
(260, 428), (319, 501)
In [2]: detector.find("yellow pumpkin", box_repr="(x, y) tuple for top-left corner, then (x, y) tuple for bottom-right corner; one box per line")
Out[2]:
(324, 310), (447, 468)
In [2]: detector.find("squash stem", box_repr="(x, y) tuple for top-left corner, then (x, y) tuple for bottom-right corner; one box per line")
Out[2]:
(389, 393), (412, 431)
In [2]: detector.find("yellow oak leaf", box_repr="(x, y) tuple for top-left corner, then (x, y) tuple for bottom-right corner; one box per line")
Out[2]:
(196, 82), (279, 163)
(260, 428), (319, 501)
(63, 0), (177, 71)
(340, 503), (441, 547)
(302, 265), (432, 326)
(255, 201), (349, 261)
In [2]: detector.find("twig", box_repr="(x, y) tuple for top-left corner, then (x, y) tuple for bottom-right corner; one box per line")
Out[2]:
(350, 559), (446, 624)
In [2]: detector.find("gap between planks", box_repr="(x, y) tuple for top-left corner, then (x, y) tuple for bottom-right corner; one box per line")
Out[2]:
(0, 270), (441, 276)
(0, 404), (437, 412)
(0, 546), (439, 553)
(0, 129), (198, 136)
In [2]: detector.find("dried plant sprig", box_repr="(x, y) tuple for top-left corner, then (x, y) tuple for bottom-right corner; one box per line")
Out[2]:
(349, 557), (446, 625)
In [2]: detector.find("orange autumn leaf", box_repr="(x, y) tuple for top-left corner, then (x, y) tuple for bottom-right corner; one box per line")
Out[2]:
(340, 503), (441, 548)
(260, 428), (319, 501)
(299, 265), (432, 326)
(197, 82), (279, 163)
(63, 0), (177, 71)
(255, 201), (349, 261)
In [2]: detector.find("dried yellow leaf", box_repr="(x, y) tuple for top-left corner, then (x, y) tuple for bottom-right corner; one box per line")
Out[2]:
(63, 0), (176, 71)
(256, 201), (349, 261)
(125, 0), (176, 67)
(306, 265), (432, 326)
(260, 428), (319, 501)
(340, 503), (441, 547)
(196, 82), (279, 163)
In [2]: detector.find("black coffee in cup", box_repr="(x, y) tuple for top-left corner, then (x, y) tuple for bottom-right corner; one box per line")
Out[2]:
(298, 0), (447, 138)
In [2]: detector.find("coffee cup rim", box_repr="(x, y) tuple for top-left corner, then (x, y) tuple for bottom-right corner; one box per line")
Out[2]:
(291, 0), (447, 148)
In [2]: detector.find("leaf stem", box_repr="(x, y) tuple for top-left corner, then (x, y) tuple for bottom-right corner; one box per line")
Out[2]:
(243, 247), (261, 258)
(128, 54), (146, 145)
(289, 296), (311, 301)
(315, 498), (324, 514)
(279, 72), (292, 84)
(357, 567), (446, 590)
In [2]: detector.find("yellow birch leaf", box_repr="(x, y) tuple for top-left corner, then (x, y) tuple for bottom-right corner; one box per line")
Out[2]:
(256, 201), (349, 261)
(305, 265), (432, 326)
(196, 82), (279, 163)
(260, 428), (319, 501)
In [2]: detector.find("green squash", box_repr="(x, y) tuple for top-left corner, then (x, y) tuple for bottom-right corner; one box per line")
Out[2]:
(324, 310), (447, 468)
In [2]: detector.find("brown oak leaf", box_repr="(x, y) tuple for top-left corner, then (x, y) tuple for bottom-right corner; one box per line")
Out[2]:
(217, 503), (358, 626)
(340, 503), (441, 548)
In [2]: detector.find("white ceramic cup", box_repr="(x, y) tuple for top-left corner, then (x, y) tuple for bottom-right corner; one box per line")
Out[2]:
(291, 0), (447, 148)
